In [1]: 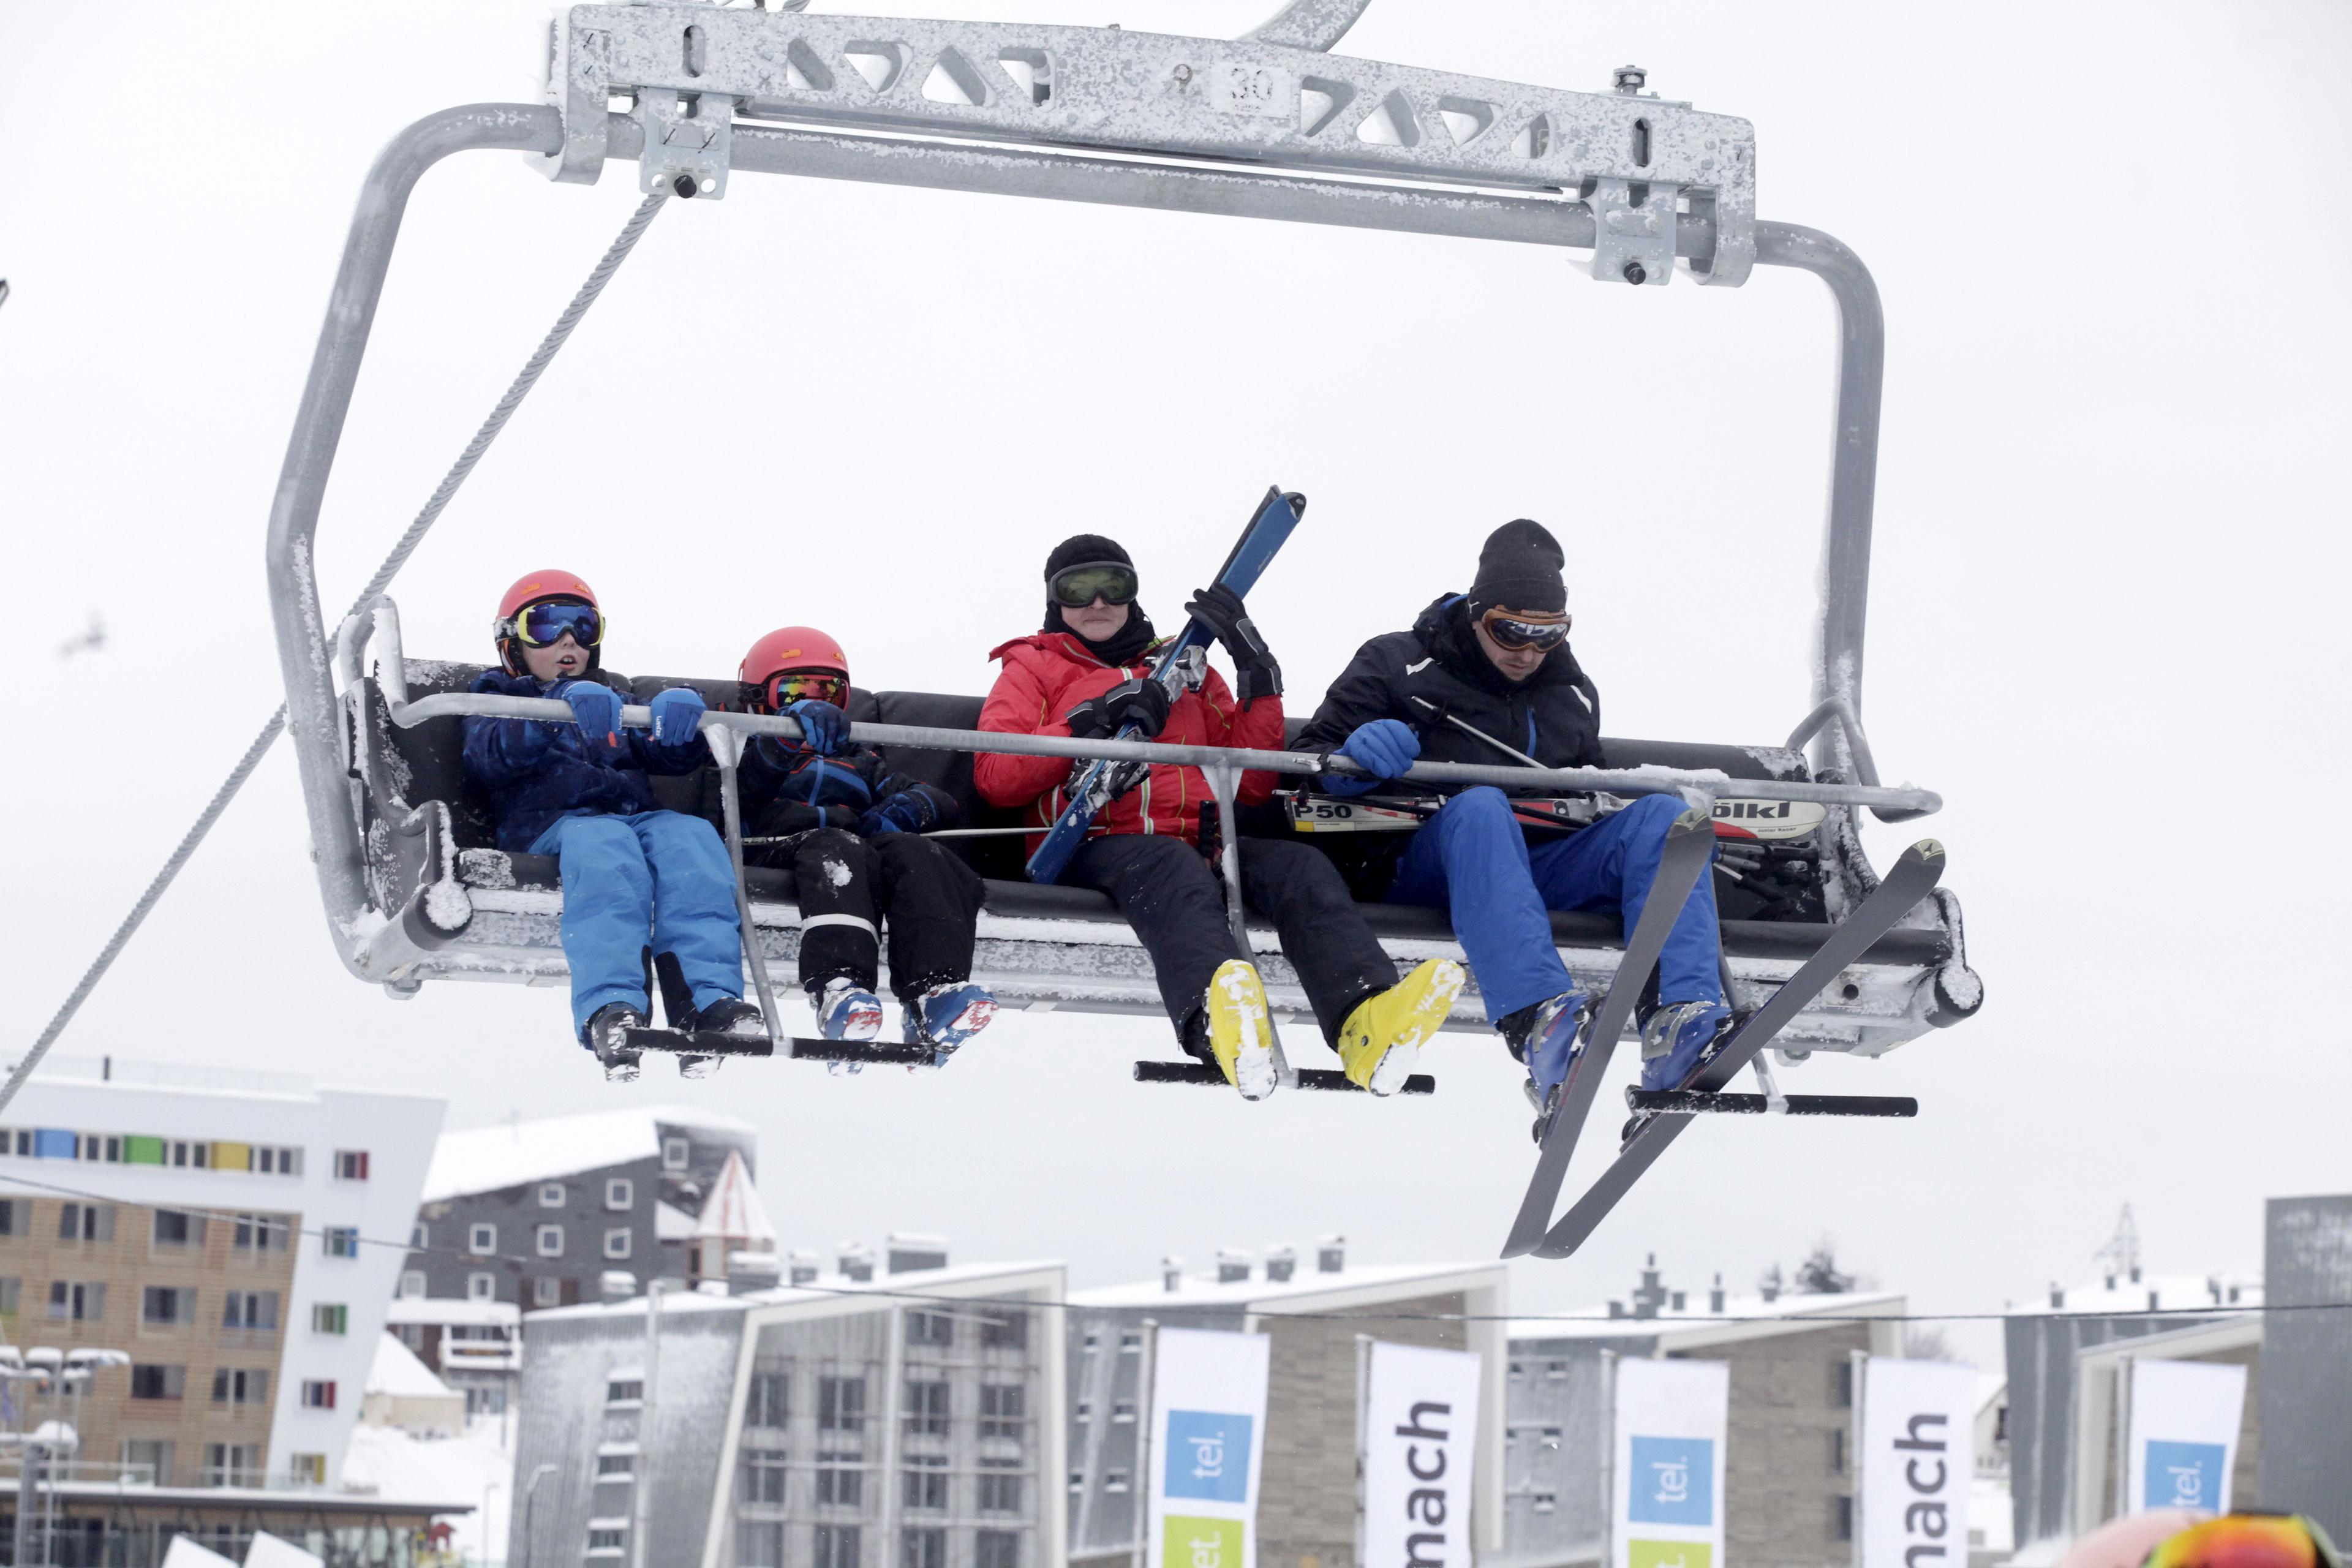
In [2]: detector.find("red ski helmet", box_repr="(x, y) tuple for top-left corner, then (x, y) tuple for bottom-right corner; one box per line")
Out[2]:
(493, 569), (603, 676)
(740, 626), (851, 711)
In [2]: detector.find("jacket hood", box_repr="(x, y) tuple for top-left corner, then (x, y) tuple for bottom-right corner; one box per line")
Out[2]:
(988, 630), (1167, 669)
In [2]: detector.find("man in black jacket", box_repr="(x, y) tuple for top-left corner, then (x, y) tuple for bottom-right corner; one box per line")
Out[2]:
(1295, 519), (1731, 1110)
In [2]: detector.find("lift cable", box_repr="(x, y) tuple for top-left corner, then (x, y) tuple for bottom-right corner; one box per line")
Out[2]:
(7, 190), (673, 1120)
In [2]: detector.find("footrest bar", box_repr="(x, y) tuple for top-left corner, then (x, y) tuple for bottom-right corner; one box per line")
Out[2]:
(1133, 1061), (1434, 1095)
(1625, 1090), (1917, 1117)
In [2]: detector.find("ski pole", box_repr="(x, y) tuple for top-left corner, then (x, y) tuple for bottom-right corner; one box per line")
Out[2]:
(1408, 696), (1545, 769)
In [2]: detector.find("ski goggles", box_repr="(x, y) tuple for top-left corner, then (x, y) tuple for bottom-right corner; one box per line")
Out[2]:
(1049, 561), (1140, 609)
(1478, 606), (1570, 652)
(514, 601), (605, 649)
(761, 671), (848, 710)
(2143, 1517), (2341, 1568)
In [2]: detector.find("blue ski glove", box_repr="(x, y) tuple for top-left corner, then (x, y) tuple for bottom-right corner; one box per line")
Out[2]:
(647, 686), (706, 747)
(559, 680), (623, 748)
(1343, 717), (1419, 778)
(787, 699), (849, 756)
(858, 792), (935, 838)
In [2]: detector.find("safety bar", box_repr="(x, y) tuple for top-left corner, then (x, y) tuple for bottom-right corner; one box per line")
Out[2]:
(388, 690), (1944, 816)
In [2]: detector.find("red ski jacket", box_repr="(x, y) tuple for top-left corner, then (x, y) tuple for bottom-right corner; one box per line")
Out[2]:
(976, 631), (1285, 845)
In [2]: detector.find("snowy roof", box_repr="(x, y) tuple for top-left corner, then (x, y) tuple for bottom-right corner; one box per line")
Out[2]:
(1507, 1287), (1906, 1344)
(1071, 1259), (1500, 1311)
(385, 1297), (521, 1329)
(367, 1334), (456, 1400)
(2016, 1271), (2261, 1317)
(529, 1259), (1063, 1323)
(656, 1201), (697, 1242)
(693, 1150), (777, 1245)
(421, 1104), (753, 1200)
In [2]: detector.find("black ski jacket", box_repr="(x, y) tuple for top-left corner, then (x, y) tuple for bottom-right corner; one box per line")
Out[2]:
(1296, 594), (1604, 793)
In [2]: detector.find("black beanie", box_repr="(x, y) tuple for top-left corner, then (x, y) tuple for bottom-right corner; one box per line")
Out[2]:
(1467, 519), (1567, 614)
(1044, 533), (1133, 582)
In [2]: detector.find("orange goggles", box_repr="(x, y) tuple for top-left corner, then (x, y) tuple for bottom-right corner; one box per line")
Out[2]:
(2144, 1517), (2341, 1568)
(1479, 606), (1570, 652)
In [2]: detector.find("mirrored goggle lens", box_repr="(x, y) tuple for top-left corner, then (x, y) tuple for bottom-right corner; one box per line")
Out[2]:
(518, 602), (604, 647)
(768, 673), (846, 708)
(1050, 564), (1140, 608)
(1484, 612), (1569, 650)
(2144, 1518), (2330, 1568)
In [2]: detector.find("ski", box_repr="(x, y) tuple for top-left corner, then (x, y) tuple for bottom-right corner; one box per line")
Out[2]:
(1623, 1090), (1917, 1118)
(1500, 807), (1716, 1258)
(1025, 486), (1305, 884)
(1133, 1060), (1436, 1096)
(624, 1027), (939, 1066)
(1529, 839), (1948, 1260)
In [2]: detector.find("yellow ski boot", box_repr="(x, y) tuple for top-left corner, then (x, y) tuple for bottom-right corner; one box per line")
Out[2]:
(1204, 959), (1279, 1101)
(1336, 959), (1468, 1095)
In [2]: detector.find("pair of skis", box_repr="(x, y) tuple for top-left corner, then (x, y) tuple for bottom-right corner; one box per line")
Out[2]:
(1501, 828), (1947, 1261)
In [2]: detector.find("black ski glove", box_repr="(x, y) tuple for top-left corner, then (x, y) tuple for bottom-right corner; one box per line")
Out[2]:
(755, 802), (860, 837)
(1066, 676), (1172, 741)
(1184, 583), (1281, 703)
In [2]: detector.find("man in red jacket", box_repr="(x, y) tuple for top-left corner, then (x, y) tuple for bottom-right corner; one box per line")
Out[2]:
(977, 534), (1463, 1099)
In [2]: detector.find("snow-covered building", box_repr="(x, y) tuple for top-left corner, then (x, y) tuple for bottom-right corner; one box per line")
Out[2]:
(404, 1105), (756, 1309)
(360, 1333), (466, 1436)
(1064, 1237), (1507, 1568)
(687, 1148), (778, 1287)
(508, 1244), (1065, 1568)
(0, 1058), (443, 1493)
(1496, 1254), (1905, 1568)
(385, 1294), (522, 1417)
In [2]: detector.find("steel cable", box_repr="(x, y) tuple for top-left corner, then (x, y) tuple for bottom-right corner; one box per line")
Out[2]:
(8, 191), (671, 1115)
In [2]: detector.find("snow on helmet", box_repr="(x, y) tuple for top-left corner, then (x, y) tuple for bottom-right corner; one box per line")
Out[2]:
(740, 626), (851, 712)
(493, 569), (602, 676)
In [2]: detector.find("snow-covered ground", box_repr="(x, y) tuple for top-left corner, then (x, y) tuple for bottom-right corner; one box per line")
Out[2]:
(342, 1415), (514, 1566)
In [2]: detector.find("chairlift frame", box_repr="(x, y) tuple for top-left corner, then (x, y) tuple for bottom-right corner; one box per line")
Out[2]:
(265, 0), (1980, 1065)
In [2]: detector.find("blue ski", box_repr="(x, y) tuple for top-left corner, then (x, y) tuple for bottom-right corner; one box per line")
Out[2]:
(1025, 486), (1304, 884)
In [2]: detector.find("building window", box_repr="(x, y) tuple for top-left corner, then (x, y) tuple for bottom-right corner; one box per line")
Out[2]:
(1532, 1491), (1558, 1514)
(603, 1229), (632, 1261)
(1074, 1401), (1092, 1425)
(606, 1178), (633, 1210)
(816, 1455), (864, 1508)
(976, 1459), (1022, 1513)
(1834, 1494), (1855, 1542)
(539, 1182), (565, 1208)
(1103, 1469), (1131, 1493)
(607, 1378), (644, 1405)
(224, 1291), (279, 1331)
(902, 1457), (948, 1511)
(203, 1443), (264, 1487)
(0, 1200), (16, 1235)
(813, 1524), (861, 1568)
(0, 1280), (18, 1317)
(467, 1224), (496, 1256)
(47, 1281), (105, 1322)
(58, 1202), (115, 1242)
(141, 1286), (197, 1325)
(1833, 1360), (1855, 1409)
(1117, 1332), (1140, 1353)
(901, 1526), (946, 1568)
(312, 1303), (349, 1335)
(740, 1455), (784, 1504)
(467, 1273), (497, 1302)
(587, 1528), (627, 1554)
(1545, 1359), (1568, 1379)
(600, 1452), (638, 1479)
(410, 1223), (428, 1250)
(232, 1215), (290, 1253)
(974, 1530), (1020, 1568)
(152, 1210), (206, 1248)
(301, 1380), (337, 1410)
(334, 1151), (369, 1181)
(536, 1224), (565, 1257)
(979, 1310), (1027, 1350)
(288, 1452), (328, 1485)
(211, 1368), (270, 1406)
(818, 1376), (866, 1432)
(1068, 1471), (1085, 1493)
(1111, 1400), (1136, 1424)
(746, 1372), (789, 1428)
(399, 1272), (426, 1298)
(254, 1145), (303, 1176)
(129, 1364), (186, 1400)
(322, 1226), (360, 1259)
(905, 1380), (949, 1437)
(662, 1137), (690, 1172)
(121, 1439), (173, 1483)
(906, 1310), (952, 1348)
(532, 1277), (563, 1308)
(979, 1384), (1025, 1440)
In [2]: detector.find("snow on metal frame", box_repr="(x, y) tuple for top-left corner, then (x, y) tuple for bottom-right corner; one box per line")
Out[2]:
(543, 3), (1755, 284)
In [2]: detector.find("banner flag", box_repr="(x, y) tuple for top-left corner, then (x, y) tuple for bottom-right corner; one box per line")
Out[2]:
(2125, 1358), (2247, 1513)
(1361, 1341), (1485, 1568)
(1145, 1327), (1272, 1568)
(1610, 1357), (1729, 1568)
(1858, 1358), (1976, 1568)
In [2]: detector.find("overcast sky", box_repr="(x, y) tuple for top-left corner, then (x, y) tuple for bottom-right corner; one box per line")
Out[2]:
(3, 1), (2346, 1360)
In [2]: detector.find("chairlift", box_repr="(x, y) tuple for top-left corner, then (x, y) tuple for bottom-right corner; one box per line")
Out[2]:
(263, 0), (1983, 1255)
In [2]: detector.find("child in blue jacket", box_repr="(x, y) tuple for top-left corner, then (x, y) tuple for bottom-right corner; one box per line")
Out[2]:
(461, 570), (766, 1079)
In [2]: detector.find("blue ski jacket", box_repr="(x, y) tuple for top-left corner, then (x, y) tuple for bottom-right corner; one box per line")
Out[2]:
(461, 669), (712, 851)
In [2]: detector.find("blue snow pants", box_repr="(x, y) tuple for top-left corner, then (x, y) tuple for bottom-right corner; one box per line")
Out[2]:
(529, 810), (745, 1038)
(1386, 787), (1722, 1024)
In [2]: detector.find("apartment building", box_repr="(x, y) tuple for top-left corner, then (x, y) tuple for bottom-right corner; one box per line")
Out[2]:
(0, 1058), (442, 1491)
(1063, 1238), (1508, 1568)
(1499, 1254), (1904, 1568)
(403, 1105), (755, 1308)
(509, 1242), (1065, 1568)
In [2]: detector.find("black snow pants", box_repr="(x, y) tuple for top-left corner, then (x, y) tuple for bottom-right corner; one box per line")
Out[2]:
(1063, 834), (1398, 1052)
(775, 829), (986, 1003)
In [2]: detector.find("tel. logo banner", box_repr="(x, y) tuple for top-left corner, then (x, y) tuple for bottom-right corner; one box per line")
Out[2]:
(1164, 1411), (1255, 1504)
(1164, 1515), (1244, 1568)
(2144, 1441), (2226, 1509)
(1626, 1436), (1716, 1528)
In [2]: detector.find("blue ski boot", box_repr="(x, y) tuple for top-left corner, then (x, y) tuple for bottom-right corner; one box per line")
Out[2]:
(1638, 1000), (1734, 1091)
(905, 982), (998, 1061)
(1506, 989), (1592, 1137)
